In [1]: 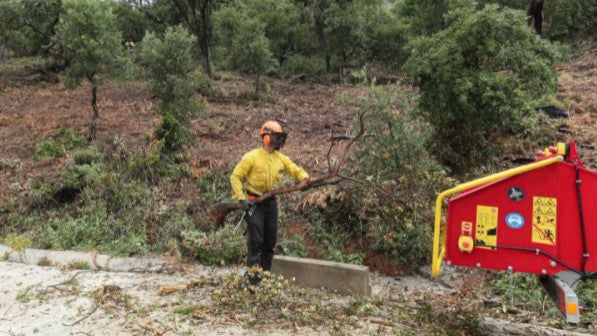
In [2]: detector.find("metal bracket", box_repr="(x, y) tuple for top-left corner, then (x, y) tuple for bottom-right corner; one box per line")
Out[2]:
(538, 272), (581, 324)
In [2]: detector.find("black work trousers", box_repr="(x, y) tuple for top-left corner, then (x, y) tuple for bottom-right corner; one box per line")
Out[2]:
(244, 197), (278, 271)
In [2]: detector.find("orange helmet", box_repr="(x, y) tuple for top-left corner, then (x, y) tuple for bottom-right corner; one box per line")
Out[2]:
(260, 120), (287, 150)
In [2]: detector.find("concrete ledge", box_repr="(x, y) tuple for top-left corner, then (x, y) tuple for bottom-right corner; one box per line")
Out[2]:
(1, 245), (371, 297)
(0, 244), (169, 272)
(271, 255), (371, 297)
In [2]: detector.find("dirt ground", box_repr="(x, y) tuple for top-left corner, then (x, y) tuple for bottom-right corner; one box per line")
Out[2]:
(0, 246), (593, 336)
(0, 40), (596, 335)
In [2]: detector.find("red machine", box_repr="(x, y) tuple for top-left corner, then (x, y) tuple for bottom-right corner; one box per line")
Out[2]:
(432, 141), (597, 323)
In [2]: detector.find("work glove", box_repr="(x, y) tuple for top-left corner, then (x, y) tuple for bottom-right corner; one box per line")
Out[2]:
(239, 199), (253, 211)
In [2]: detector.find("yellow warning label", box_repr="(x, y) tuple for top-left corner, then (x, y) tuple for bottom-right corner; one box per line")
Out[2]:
(532, 196), (557, 245)
(475, 205), (498, 249)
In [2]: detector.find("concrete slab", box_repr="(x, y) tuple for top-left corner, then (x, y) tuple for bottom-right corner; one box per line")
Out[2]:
(271, 255), (371, 297)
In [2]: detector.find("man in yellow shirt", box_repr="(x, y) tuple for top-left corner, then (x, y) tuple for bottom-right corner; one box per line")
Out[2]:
(230, 120), (309, 284)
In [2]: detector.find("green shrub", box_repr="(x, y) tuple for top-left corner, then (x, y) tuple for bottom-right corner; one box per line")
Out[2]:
(195, 170), (231, 206)
(139, 25), (203, 154)
(347, 85), (454, 272)
(576, 279), (597, 324)
(16, 140), (197, 256)
(488, 272), (558, 317)
(326, 248), (364, 265)
(279, 55), (326, 78)
(72, 146), (102, 166)
(402, 4), (567, 172)
(39, 204), (149, 255)
(305, 191), (367, 264)
(544, 0), (597, 40)
(181, 227), (246, 265)
(191, 66), (214, 96)
(34, 127), (87, 160)
(3, 234), (32, 252)
(278, 234), (308, 258)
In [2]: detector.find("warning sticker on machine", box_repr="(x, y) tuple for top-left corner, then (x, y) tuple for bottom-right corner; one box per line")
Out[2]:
(475, 205), (498, 249)
(532, 196), (557, 245)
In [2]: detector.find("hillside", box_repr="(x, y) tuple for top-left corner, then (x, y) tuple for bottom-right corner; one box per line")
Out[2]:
(0, 39), (596, 335)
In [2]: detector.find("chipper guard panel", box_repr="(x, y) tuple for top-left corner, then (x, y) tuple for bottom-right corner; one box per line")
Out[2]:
(431, 142), (596, 323)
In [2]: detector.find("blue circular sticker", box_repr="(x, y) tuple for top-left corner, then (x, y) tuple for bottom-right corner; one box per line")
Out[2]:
(505, 212), (525, 229)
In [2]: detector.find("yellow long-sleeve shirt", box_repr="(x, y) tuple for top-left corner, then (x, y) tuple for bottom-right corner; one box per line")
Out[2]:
(230, 147), (309, 200)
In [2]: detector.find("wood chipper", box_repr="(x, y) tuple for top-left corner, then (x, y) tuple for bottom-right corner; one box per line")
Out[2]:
(431, 141), (597, 323)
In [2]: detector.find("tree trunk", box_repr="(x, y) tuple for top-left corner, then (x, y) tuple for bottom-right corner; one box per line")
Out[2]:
(199, 0), (212, 78)
(313, 5), (330, 72)
(88, 83), (99, 142)
(255, 74), (261, 94)
(528, 0), (544, 35)
(172, 0), (212, 77)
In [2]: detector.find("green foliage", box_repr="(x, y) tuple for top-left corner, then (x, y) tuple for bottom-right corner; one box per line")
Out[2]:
(53, 0), (132, 88)
(323, 1), (377, 74)
(34, 127), (87, 160)
(158, 106), (188, 153)
(229, 21), (278, 93)
(195, 170), (231, 207)
(139, 25), (198, 104)
(213, 2), (278, 92)
(488, 272), (559, 317)
(210, 269), (375, 332)
(486, 272), (597, 326)
(181, 227), (246, 265)
(52, 0), (134, 141)
(32, 169), (196, 256)
(326, 249), (364, 265)
(112, 1), (149, 44)
(350, 85), (454, 272)
(576, 279), (597, 324)
(16, 286), (33, 303)
(302, 85), (452, 272)
(278, 234), (308, 258)
(543, 0), (597, 40)
(190, 66), (214, 96)
(278, 55), (326, 78)
(0, 56), (53, 90)
(174, 305), (201, 315)
(139, 25), (203, 153)
(0, 158), (21, 171)
(6, 141), (197, 256)
(66, 260), (91, 270)
(243, 0), (306, 63)
(402, 4), (568, 172)
(4, 234), (32, 252)
(213, 0), (318, 75)
(0, 0), (62, 57)
(305, 192), (367, 264)
(392, 0), (470, 38)
(363, 13), (409, 70)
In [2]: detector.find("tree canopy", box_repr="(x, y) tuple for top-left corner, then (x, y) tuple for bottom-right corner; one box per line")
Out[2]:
(1, 0), (590, 165)
(402, 3), (568, 171)
(53, 0), (132, 141)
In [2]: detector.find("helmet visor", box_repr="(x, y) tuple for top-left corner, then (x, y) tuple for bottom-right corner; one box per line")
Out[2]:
(269, 131), (287, 150)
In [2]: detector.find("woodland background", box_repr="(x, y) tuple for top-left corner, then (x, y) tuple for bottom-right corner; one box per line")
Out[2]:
(0, 0), (596, 333)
